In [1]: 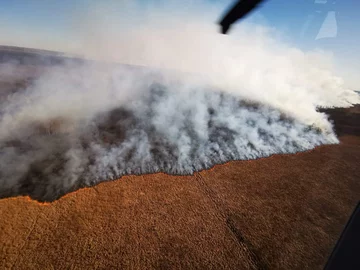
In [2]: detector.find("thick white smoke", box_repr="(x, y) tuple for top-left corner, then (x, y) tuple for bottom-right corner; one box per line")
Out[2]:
(0, 1), (359, 201)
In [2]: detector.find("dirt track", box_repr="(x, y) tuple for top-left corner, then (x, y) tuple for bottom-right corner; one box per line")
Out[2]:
(0, 48), (359, 269)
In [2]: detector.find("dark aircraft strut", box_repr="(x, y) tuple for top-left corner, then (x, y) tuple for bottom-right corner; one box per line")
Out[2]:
(219, 0), (266, 34)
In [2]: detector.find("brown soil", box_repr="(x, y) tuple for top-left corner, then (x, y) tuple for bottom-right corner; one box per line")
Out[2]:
(0, 50), (359, 269)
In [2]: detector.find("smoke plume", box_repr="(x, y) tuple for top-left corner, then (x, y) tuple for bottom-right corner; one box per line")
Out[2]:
(0, 1), (359, 201)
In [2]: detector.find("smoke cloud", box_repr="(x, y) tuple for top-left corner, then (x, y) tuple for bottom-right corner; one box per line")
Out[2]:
(0, 1), (359, 201)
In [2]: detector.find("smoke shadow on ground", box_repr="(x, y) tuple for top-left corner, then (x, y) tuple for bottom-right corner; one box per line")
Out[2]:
(319, 105), (360, 137)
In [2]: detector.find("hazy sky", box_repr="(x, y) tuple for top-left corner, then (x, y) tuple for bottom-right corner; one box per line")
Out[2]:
(0, 0), (359, 88)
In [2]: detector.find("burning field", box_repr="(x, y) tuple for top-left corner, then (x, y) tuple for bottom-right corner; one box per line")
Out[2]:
(0, 92), (359, 269)
(0, 17), (359, 268)
(1, 0), (360, 268)
(0, 41), (359, 202)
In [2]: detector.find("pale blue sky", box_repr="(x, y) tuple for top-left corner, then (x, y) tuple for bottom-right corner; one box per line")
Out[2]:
(1, 0), (358, 46)
(0, 0), (359, 87)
